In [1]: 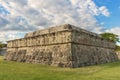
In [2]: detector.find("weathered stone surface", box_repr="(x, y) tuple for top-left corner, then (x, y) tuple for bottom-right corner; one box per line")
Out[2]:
(116, 51), (120, 59)
(5, 24), (118, 68)
(71, 44), (118, 67)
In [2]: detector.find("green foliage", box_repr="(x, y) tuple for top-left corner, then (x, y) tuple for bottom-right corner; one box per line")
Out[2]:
(0, 42), (7, 48)
(0, 42), (6, 53)
(100, 32), (119, 43)
(115, 45), (120, 51)
(1, 57), (120, 80)
(0, 42), (3, 48)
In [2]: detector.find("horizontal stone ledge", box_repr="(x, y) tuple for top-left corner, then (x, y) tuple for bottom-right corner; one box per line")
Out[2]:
(7, 42), (115, 49)
(71, 42), (115, 49)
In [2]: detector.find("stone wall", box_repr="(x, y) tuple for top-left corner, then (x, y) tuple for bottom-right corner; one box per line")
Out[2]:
(5, 24), (118, 68)
(6, 44), (72, 67)
(71, 44), (118, 67)
(6, 24), (73, 67)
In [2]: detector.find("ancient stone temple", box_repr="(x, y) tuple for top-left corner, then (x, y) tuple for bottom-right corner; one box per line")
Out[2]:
(5, 24), (118, 68)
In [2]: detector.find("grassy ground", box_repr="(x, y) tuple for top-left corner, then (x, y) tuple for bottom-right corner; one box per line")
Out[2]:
(0, 56), (120, 80)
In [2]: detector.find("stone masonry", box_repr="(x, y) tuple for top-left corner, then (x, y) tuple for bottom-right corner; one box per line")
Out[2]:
(5, 24), (118, 68)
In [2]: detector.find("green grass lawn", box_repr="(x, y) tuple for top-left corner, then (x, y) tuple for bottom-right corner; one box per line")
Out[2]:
(0, 56), (120, 80)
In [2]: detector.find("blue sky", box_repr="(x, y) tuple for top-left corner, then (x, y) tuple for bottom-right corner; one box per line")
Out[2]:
(94, 0), (120, 29)
(0, 0), (120, 44)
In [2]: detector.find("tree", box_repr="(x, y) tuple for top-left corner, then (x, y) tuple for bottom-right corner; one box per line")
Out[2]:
(0, 42), (7, 48)
(100, 32), (119, 43)
(0, 42), (7, 55)
(115, 45), (120, 51)
(0, 42), (3, 48)
(0, 42), (7, 51)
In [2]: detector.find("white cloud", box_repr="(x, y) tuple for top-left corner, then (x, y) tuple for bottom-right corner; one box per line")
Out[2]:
(106, 27), (120, 36)
(0, 0), (110, 42)
(0, 31), (27, 43)
(99, 6), (110, 17)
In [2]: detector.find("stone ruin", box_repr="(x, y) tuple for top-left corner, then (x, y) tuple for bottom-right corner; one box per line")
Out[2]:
(5, 24), (118, 68)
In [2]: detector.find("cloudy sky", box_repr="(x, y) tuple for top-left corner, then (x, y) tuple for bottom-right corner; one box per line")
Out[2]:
(0, 0), (120, 43)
